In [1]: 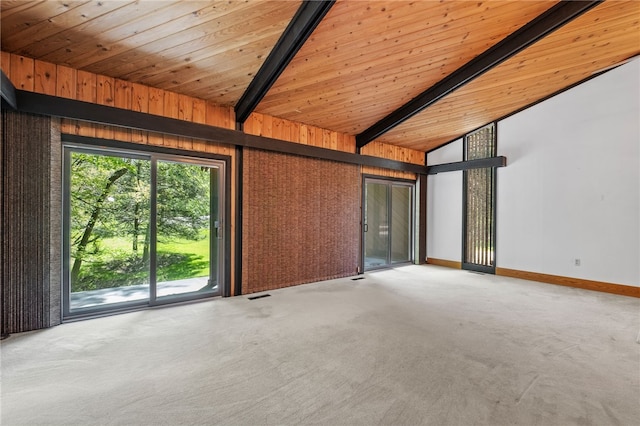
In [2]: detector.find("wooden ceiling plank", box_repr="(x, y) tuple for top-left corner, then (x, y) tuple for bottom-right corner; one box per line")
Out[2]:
(256, 30), (537, 112)
(0, 1), (42, 15)
(291, 0), (493, 51)
(82, 1), (300, 76)
(36, 1), (209, 67)
(1, 1), (90, 42)
(290, 1), (554, 63)
(113, 3), (300, 83)
(41, 2), (223, 68)
(271, 2), (554, 90)
(152, 43), (285, 90)
(131, 40), (283, 92)
(263, 26), (533, 99)
(2, 1), (135, 53)
(355, 0), (601, 148)
(287, 2), (444, 55)
(140, 46), (273, 90)
(109, 19), (289, 80)
(17, 1), (183, 60)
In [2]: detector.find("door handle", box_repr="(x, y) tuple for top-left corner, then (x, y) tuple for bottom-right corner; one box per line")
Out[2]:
(364, 224), (368, 232)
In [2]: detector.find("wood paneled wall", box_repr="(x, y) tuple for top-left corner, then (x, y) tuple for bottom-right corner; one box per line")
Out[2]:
(244, 112), (356, 153)
(1, 110), (57, 334)
(0, 51), (236, 152)
(1, 51), (423, 171)
(361, 141), (425, 180)
(244, 112), (425, 180)
(242, 149), (360, 294)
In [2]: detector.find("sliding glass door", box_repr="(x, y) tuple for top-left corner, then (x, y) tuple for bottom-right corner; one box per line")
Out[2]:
(63, 146), (225, 318)
(363, 178), (414, 271)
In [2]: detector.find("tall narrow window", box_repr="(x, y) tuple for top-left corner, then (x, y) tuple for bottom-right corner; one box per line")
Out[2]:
(463, 124), (496, 273)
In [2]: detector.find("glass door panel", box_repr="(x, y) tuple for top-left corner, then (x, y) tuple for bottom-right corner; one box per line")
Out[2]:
(68, 151), (151, 311)
(363, 179), (415, 271)
(364, 182), (390, 269)
(64, 145), (226, 318)
(391, 185), (412, 263)
(155, 161), (219, 299)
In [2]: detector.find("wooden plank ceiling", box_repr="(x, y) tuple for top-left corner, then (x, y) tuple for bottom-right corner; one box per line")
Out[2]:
(1, 0), (639, 153)
(0, 1), (302, 106)
(378, 0), (640, 151)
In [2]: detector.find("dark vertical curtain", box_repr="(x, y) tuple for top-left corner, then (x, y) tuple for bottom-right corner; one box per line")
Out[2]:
(1, 110), (54, 334)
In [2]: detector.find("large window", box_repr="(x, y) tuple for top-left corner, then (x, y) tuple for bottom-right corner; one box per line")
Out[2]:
(63, 144), (226, 318)
(463, 123), (497, 273)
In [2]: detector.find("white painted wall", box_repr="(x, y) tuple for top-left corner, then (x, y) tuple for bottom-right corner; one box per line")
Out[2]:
(427, 58), (640, 287)
(427, 139), (463, 261)
(497, 58), (639, 287)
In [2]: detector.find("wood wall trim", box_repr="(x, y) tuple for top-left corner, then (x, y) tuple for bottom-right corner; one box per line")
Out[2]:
(2, 52), (425, 173)
(425, 261), (639, 298)
(360, 141), (425, 180)
(15, 89), (427, 174)
(496, 267), (640, 298)
(426, 258), (462, 269)
(244, 111), (356, 153)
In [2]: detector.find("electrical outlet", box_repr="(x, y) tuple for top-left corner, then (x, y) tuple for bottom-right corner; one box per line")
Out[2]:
(575, 259), (581, 266)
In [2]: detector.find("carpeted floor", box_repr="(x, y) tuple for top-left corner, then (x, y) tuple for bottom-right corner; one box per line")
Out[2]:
(1, 265), (639, 425)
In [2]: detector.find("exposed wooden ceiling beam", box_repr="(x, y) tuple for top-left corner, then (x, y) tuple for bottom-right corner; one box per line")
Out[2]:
(235, 0), (335, 125)
(355, 0), (602, 148)
(1, 70), (17, 110)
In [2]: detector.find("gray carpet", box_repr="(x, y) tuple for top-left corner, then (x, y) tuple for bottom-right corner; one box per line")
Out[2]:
(1, 265), (639, 425)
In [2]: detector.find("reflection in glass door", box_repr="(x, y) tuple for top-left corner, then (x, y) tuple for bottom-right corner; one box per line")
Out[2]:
(67, 151), (151, 310)
(64, 146), (225, 318)
(364, 182), (389, 269)
(363, 178), (414, 271)
(391, 185), (412, 263)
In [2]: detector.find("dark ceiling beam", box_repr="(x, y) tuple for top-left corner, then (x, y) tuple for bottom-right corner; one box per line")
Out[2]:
(427, 157), (507, 175)
(1, 70), (17, 110)
(14, 89), (426, 174)
(356, 0), (602, 148)
(234, 0), (335, 124)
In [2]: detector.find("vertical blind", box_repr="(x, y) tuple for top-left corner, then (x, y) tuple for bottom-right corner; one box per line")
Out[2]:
(242, 149), (360, 294)
(1, 110), (55, 334)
